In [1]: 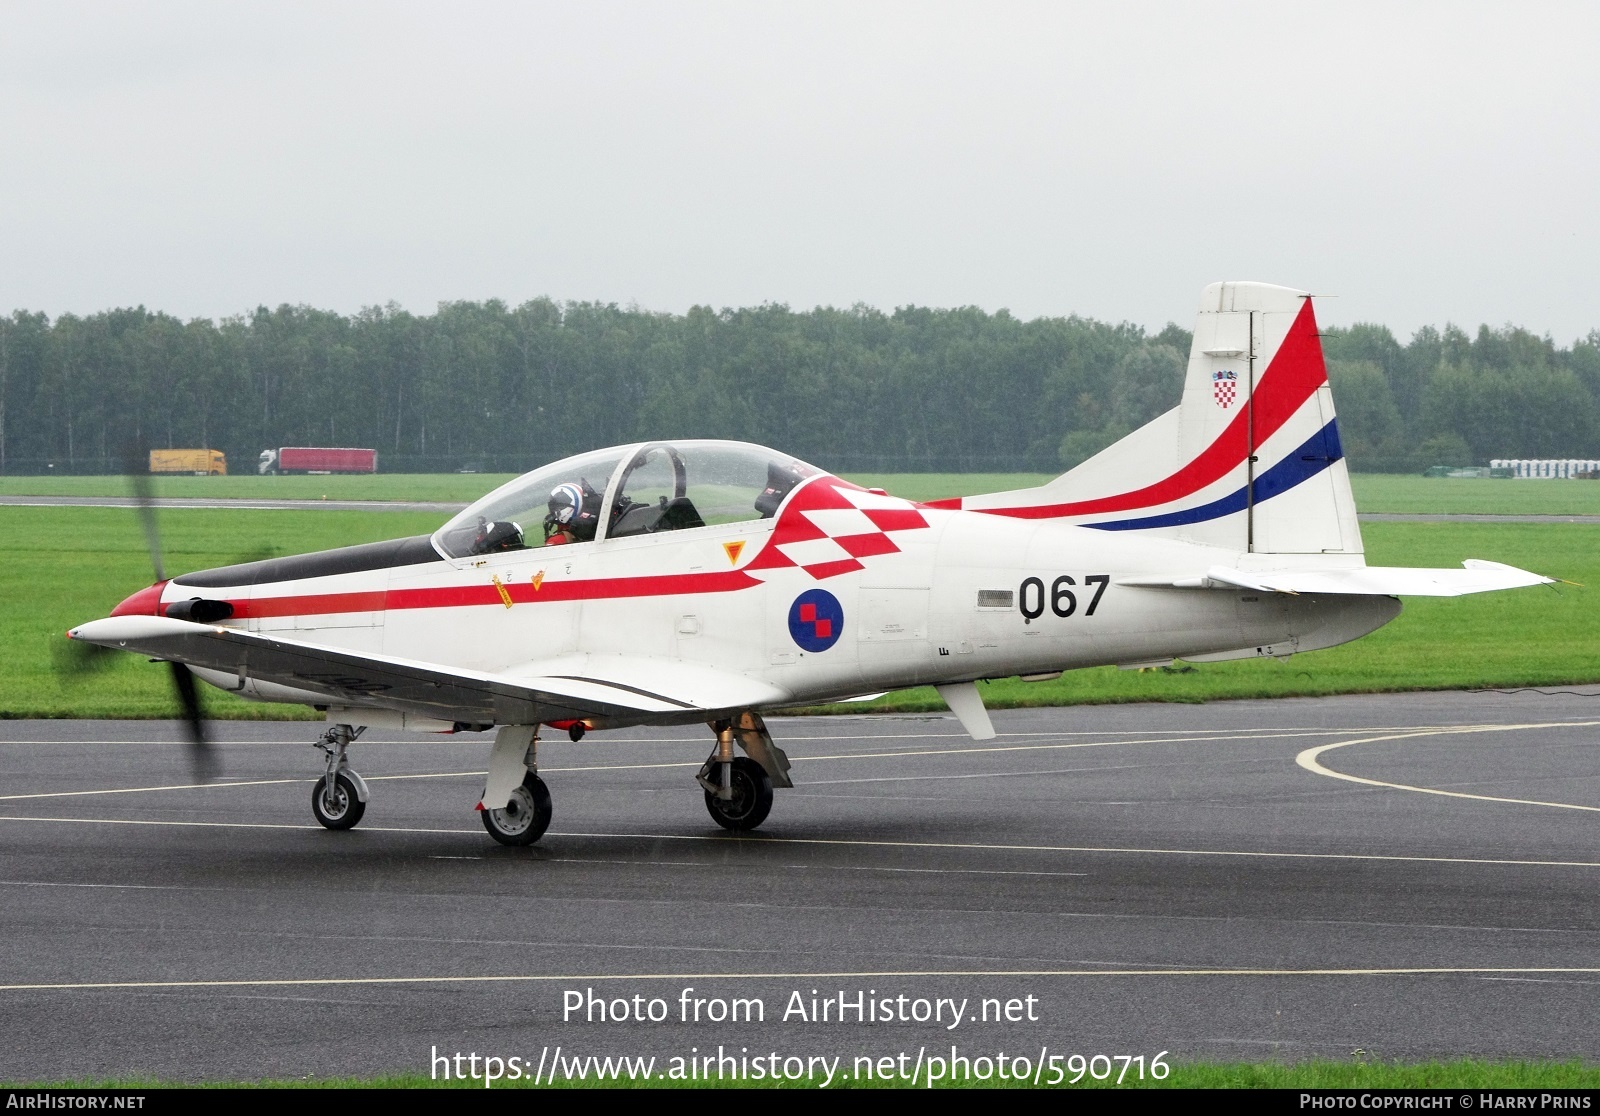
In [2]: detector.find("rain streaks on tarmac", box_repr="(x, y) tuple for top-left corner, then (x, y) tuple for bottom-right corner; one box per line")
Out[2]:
(0, 691), (1597, 1082)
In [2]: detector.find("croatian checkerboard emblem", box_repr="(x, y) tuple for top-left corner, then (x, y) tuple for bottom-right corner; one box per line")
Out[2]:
(788, 588), (844, 652)
(1212, 368), (1238, 409)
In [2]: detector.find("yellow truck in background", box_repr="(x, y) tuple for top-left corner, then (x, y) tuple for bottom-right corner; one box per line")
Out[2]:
(149, 449), (227, 475)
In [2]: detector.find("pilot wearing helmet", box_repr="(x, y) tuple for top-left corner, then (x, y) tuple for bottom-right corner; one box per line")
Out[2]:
(544, 481), (602, 545)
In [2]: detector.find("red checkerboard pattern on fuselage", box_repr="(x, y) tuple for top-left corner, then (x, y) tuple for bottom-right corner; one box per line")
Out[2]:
(744, 478), (931, 580)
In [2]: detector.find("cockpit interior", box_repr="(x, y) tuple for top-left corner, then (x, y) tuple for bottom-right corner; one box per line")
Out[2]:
(434, 440), (816, 559)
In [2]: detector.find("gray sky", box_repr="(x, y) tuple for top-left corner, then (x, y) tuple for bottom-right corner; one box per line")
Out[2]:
(4, 1), (1597, 340)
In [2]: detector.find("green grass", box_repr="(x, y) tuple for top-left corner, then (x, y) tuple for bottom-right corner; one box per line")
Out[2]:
(11, 1058), (1598, 1088)
(1349, 474), (1600, 515)
(10, 471), (1600, 515)
(844, 473), (1053, 502)
(0, 472), (1051, 505)
(5, 509), (1594, 721)
(0, 472), (517, 502)
(843, 521), (1598, 714)
(874, 472), (1600, 516)
(6, 506), (446, 720)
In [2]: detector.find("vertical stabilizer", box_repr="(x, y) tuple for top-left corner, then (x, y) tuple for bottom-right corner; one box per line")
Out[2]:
(948, 282), (1363, 559)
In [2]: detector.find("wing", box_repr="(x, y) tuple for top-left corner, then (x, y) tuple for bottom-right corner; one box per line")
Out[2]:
(67, 616), (789, 727)
(1118, 560), (1552, 597)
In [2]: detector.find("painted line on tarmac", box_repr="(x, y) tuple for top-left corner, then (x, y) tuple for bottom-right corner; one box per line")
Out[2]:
(0, 879), (221, 892)
(803, 761), (1174, 787)
(0, 814), (325, 831)
(1, 813), (1598, 870)
(0, 726), (1416, 803)
(0, 726), (1393, 746)
(3, 721), (1537, 748)
(543, 830), (1600, 870)
(0, 772), (484, 802)
(1295, 723), (1600, 813)
(4, 966), (1600, 994)
(790, 727), (1372, 766)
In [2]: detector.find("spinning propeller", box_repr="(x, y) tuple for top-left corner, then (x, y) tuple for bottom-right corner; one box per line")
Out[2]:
(57, 449), (218, 782)
(127, 454), (218, 781)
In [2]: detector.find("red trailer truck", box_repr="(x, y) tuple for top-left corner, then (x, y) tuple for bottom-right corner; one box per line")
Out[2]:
(259, 447), (378, 474)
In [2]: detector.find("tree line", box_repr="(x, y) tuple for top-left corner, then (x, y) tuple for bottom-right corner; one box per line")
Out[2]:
(0, 299), (1595, 476)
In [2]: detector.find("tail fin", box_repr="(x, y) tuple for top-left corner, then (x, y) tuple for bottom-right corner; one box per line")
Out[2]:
(949, 281), (1362, 557)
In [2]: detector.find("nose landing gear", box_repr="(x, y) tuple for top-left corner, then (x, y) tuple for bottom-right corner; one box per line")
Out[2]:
(311, 723), (369, 830)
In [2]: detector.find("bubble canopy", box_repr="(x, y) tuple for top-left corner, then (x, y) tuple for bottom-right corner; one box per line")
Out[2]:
(433, 440), (820, 559)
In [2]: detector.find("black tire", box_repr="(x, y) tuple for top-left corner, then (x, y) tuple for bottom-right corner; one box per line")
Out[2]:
(481, 772), (553, 846)
(311, 771), (365, 830)
(703, 757), (773, 831)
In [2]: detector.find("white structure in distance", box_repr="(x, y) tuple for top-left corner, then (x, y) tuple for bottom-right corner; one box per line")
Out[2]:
(1490, 459), (1600, 479)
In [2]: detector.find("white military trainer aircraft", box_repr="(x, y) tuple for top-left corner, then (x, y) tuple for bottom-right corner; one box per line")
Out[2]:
(69, 282), (1550, 844)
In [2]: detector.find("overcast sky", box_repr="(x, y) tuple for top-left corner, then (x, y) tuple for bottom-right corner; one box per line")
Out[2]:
(3, 1), (1597, 340)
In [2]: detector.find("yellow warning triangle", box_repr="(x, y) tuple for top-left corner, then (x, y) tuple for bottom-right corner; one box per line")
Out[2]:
(722, 540), (746, 566)
(531, 570), (545, 591)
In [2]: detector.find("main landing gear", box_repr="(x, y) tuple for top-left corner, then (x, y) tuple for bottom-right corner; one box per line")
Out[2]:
(697, 713), (792, 832)
(479, 725), (553, 846)
(311, 723), (370, 830)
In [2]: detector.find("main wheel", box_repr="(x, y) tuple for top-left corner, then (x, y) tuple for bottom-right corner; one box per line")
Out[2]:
(703, 757), (773, 831)
(311, 771), (365, 830)
(481, 772), (552, 846)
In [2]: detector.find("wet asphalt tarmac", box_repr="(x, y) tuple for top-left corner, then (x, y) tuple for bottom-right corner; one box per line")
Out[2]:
(1, 690), (1597, 1083)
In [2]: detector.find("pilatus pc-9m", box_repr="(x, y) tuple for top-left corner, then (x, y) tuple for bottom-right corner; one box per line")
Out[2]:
(70, 283), (1549, 844)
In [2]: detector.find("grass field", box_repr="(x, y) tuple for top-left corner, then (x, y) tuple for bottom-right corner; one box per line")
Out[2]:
(3, 499), (1594, 719)
(0, 472), (510, 502)
(9, 470), (1600, 518)
(0, 472), (1053, 504)
(9, 470), (1600, 514)
(8, 507), (443, 719)
(15, 1058), (1600, 1089)
(852, 520), (1596, 714)
(1349, 474), (1600, 515)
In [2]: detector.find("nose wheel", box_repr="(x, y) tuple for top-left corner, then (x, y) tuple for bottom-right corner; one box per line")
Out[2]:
(312, 770), (365, 830)
(311, 724), (369, 831)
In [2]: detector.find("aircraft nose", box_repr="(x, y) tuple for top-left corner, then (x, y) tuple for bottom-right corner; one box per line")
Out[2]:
(111, 581), (169, 617)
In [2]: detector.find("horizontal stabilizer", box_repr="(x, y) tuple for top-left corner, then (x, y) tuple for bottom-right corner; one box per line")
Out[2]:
(1119, 560), (1552, 597)
(67, 615), (789, 726)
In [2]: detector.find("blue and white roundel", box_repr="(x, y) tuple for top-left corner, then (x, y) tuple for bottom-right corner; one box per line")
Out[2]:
(788, 589), (844, 653)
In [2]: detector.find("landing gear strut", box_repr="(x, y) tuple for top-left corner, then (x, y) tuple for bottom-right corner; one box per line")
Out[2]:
(697, 714), (789, 831)
(480, 725), (553, 846)
(311, 723), (369, 830)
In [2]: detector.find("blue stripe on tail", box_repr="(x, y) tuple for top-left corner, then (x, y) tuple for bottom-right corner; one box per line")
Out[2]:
(1083, 419), (1342, 532)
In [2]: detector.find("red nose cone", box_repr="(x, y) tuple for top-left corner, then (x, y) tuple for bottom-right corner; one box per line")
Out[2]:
(111, 581), (170, 617)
